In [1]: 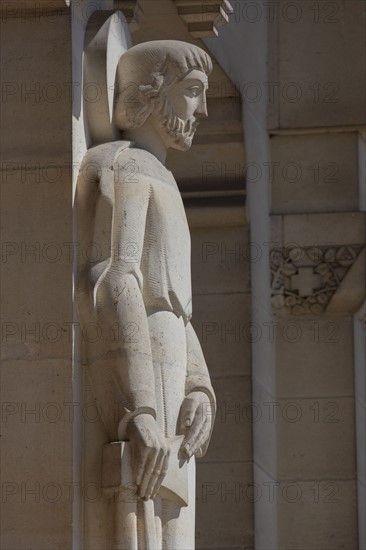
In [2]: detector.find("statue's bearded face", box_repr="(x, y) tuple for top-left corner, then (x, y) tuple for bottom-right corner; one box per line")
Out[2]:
(150, 69), (208, 151)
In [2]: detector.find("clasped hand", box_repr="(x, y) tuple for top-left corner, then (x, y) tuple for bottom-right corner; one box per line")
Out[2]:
(126, 392), (212, 501)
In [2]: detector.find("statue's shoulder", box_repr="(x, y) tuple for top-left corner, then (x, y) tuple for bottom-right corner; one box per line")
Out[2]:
(80, 140), (132, 180)
(114, 146), (169, 184)
(80, 142), (167, 185)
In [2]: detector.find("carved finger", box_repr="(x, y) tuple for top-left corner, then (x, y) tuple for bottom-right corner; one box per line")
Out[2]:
(151, 450), (170, 500)
(138, 448), (159, 499)
(135, 446), (148, 486)
(183, 418), (208, 458)
(145, 448), (165, 500)
(178, 398), (196, 432)
(188, 425), (210, 457)
(181, 413), (202, 453)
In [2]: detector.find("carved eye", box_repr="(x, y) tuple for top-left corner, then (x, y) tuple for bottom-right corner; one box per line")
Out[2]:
(186, 85), (202, 98)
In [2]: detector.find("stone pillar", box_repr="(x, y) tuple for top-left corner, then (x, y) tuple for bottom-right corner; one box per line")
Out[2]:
(354, 301), (366, 550)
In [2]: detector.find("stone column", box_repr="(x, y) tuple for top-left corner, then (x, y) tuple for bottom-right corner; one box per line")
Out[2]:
(354, 300), (366, 550)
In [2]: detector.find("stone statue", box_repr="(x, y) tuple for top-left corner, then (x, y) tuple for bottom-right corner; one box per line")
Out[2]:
(76, 39), (216, 549)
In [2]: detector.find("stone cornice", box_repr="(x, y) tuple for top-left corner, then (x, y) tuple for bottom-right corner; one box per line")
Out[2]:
(174, 0), (233, 37)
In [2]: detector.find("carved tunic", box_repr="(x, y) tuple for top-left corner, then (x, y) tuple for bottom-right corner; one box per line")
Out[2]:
(76, 141), (215, 444)
(78, 141), (191, 323)
(141, 173), (192, 323)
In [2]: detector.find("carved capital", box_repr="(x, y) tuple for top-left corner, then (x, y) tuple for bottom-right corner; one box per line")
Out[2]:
(271, 245), (365, 315)
(174, 0), (233, 37)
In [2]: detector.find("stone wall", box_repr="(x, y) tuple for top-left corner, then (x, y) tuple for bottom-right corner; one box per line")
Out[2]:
(205, 0), (365, 548)
(1, 2), (73, 548)
(188, 210), (253, 549)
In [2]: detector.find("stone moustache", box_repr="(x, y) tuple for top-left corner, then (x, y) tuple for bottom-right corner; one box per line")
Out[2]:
(75, 40), (216, 549)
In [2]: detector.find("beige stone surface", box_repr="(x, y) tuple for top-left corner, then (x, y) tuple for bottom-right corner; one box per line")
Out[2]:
(250, 382), (278, 479)
(195, 461), (253, 549)
(191, 226), (251, 295)
(1, 170), (73, 362)
(205, 376), (252, 463)
(1, 4), (74, 548)
(1, 359), (73, 549)
(202, 2), (364, 549)
(277, 396), (356, 480)
(0, 13), (72, 164)
(359, 133), (366, 210)
(277, 479), (358, 550)
(82, 402), (113, 550)
(252, 464), (279, 550)
(187, 205), (246, 228)
(204, 5), (278, 130)
(326, 248), (366, 314)
(282, 212), (366, 247)
(275, 316), (355, 398)
(252, 381), (357, 481)
(271, 133), (359, 214)
(278, 0), (366, 128)
(191, 293), (251, 378)
(355, 398), (366, 487)
(168, 140), (246, 193)
(253, 469), (358, 550)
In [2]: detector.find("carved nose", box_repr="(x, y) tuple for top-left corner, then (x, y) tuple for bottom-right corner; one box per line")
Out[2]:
(195, 101), (208, 118)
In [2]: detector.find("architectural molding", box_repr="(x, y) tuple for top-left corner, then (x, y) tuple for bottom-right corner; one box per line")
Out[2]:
(174, 0), (233, 37)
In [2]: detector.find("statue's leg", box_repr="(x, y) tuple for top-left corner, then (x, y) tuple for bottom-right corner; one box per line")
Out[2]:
(148, 311), (195, 549)
(84, 309), (194, 549)
(113, 492), (138, 550)
(161, 462), (196, 550)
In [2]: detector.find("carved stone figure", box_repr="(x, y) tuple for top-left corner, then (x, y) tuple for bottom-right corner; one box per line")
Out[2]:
(76, 39), (216, 549)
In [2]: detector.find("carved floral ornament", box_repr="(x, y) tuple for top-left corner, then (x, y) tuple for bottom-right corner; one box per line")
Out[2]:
(271, 245), (365, 315)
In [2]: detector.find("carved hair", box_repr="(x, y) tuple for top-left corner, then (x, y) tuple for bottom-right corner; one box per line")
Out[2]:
(114, 40), (212, 130)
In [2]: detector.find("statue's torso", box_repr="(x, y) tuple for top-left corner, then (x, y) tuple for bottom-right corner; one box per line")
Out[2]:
(80, 142), (192, 323)
(141, 171), (192, 322)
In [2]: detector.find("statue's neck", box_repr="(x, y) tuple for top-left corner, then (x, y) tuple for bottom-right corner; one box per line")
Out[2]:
(123, 119), (167, 165)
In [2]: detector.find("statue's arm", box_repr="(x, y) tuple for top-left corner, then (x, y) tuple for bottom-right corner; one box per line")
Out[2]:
(179, 322), (216, 457)
(93, 162), (157, 437)
(185, 322), (216, 407)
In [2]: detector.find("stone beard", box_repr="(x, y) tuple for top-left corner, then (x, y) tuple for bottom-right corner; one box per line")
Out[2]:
(76, 40), (215, 550)
(154, 92), (198, 150)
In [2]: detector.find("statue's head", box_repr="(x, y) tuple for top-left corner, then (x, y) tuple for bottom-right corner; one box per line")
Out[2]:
(114, 40), (212, 151)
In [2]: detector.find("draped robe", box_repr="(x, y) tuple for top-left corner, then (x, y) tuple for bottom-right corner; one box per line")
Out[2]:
(76, 142), (216, 549)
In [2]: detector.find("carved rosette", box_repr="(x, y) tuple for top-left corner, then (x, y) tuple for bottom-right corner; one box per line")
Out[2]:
(271, 245), (364, 315)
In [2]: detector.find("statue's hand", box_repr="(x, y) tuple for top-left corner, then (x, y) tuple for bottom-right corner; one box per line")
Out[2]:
(126, 414), (170, 501)
(178, 391), (212, 459)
